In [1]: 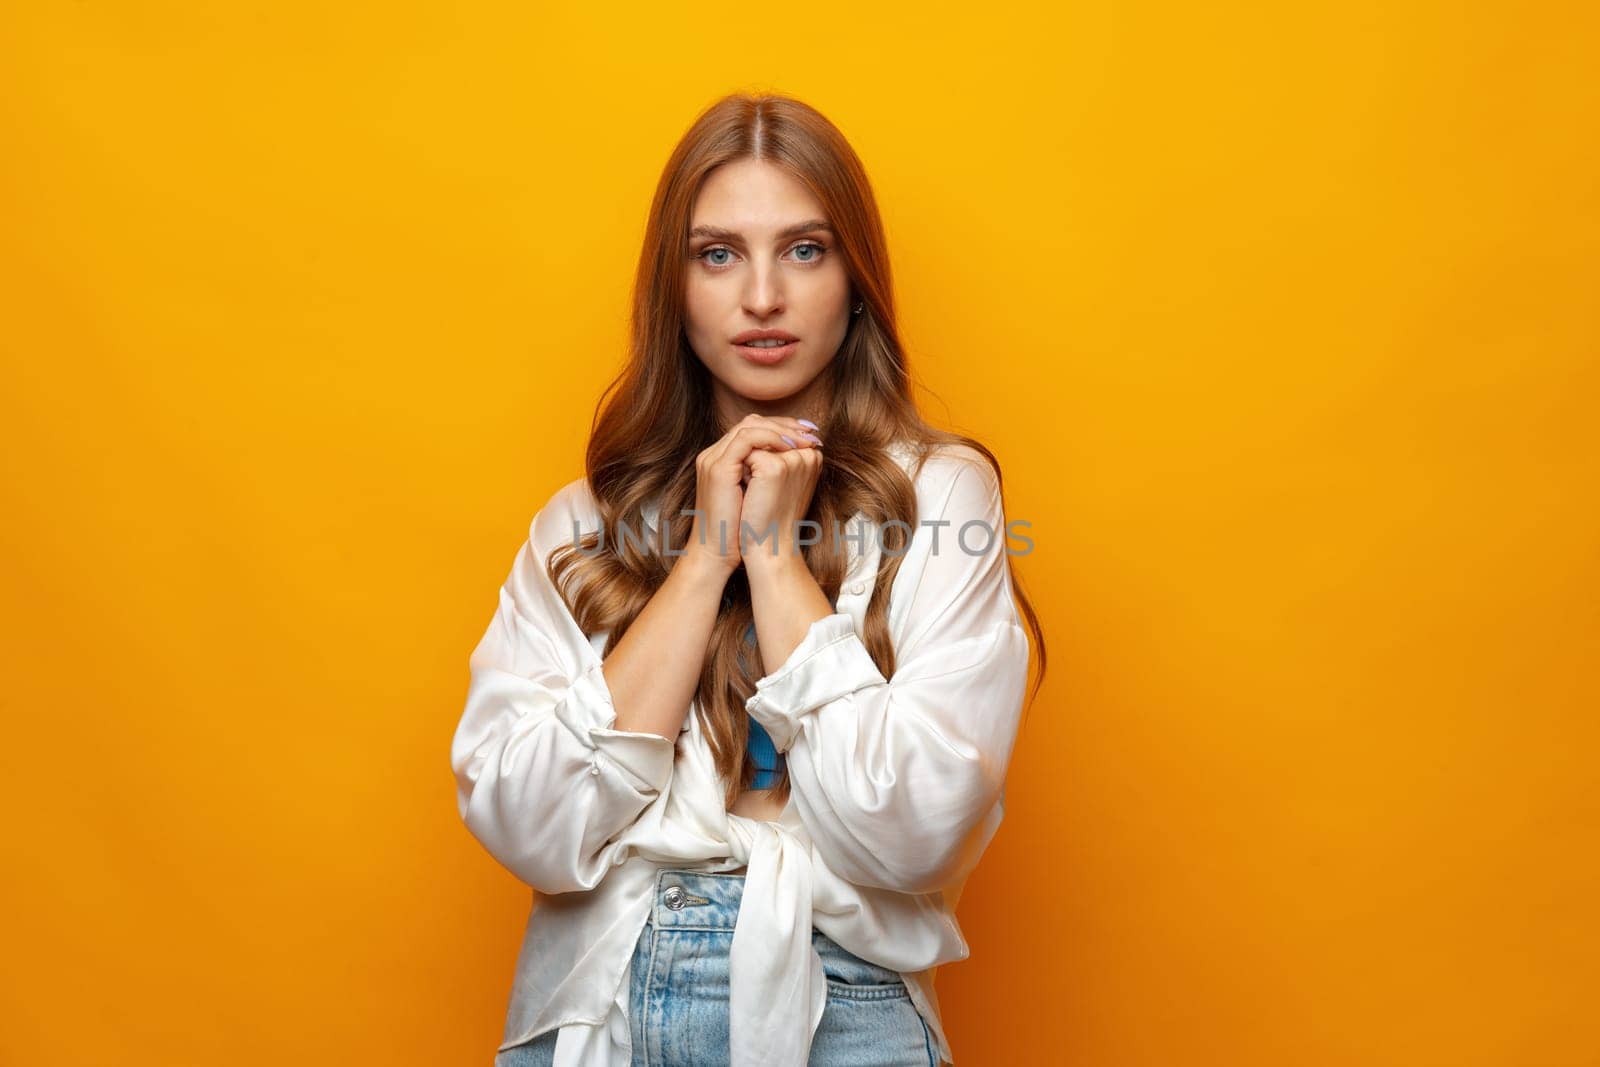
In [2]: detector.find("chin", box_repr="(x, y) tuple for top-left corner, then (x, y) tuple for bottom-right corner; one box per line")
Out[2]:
(722, 357), (796, 383)
(732, 376), (803, 402)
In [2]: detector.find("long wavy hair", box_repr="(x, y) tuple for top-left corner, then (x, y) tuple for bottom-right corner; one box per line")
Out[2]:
(547, 92), (1047, 809)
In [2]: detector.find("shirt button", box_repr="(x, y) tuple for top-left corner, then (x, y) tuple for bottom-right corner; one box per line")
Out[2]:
(849, 582), (866, 596)
(588, 757), (601, 776)
(663, 885), (686, 910)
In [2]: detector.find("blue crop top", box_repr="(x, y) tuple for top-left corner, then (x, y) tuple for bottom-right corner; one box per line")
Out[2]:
(741, 619), (785, 788)
(740, 598), (837, 788)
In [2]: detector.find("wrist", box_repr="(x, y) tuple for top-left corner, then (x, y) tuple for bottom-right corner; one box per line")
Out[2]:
(742, 546), (810, 582)
(676, 548), (738, 589)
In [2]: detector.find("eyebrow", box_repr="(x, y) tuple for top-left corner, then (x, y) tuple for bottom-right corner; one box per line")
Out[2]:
(688, 218), (834, 242)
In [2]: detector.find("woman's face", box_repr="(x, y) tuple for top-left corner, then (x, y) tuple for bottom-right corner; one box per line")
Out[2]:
(683, 158), (853, 430)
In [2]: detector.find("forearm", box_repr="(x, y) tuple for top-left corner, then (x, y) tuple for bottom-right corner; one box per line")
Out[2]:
(744, 553), (836, 676)
(604, 550), (733, 739)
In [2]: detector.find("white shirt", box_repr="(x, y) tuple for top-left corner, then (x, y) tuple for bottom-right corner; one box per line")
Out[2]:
(450, 441), (1032, 1066)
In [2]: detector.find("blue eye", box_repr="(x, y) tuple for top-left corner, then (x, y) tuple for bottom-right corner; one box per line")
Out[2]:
(693, 241), (828, 269)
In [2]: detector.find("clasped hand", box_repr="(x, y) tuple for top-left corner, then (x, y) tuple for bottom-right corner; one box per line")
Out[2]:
(689, 412), (824, 573)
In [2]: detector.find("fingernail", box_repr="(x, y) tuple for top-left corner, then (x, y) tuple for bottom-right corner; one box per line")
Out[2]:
(799, 432), (822, 445)
(780, 435), (796, 447)
(797, 418), (818, 430)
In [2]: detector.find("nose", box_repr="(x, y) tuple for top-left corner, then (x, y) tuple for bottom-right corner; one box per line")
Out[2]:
(741, 260), (784, 318)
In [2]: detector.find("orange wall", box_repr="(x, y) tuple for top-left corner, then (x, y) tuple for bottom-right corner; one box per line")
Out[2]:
(2, 3), (1595, 1064)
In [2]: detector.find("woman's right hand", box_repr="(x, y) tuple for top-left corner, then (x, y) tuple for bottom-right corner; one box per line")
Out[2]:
(687, 413), (822, 576)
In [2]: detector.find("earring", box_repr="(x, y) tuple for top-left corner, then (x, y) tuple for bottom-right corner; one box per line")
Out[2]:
(852, 301), (864, 315)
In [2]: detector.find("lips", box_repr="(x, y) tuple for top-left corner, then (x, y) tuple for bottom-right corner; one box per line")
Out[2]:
(732, 328), (799, 346)
(735, 338), (797, 365)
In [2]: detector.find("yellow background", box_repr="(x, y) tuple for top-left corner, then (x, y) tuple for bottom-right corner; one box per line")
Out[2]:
(3, 2), (1596, 1064)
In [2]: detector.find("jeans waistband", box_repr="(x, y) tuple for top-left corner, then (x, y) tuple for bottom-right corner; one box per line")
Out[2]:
(645, 868), (910, 992)
(649, 868), (746, 930)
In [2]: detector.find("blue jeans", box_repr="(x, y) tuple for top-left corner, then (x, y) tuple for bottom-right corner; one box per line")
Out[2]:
(496, 868), (939, 1066)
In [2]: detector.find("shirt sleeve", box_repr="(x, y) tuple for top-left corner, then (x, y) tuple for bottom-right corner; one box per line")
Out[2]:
(450, 483), (678, 895)
(744, 449), (1032, 896)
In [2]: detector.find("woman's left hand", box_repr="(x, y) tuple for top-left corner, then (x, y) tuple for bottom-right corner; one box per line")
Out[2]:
(737, 438), (824, 568)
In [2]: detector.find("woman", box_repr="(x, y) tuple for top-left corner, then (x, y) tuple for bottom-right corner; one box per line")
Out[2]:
(451, 92), (1046, 1067)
